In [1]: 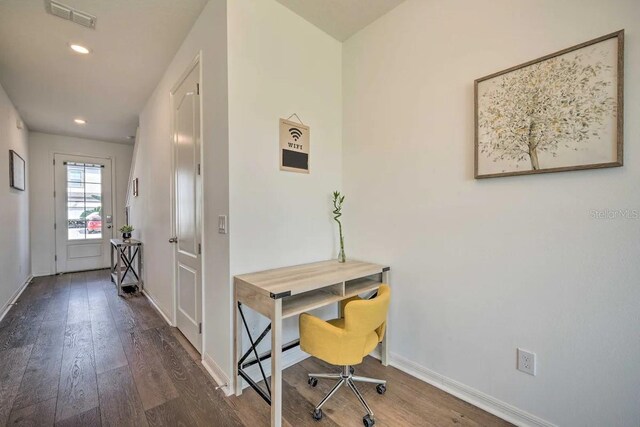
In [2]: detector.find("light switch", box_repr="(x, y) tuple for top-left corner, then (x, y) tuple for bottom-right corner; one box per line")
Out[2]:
(218, 215), (228, 234)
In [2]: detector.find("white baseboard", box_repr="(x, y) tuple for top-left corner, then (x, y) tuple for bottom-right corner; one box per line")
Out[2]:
(137, 291), (553, 427)
(32, 272), (52, 278)
(142, 290), (174, 326)
(0, 275), (33, 322)
(213, 340), (553, 427)
(141, 290), (233, 397)
(389, 352), (556, 427)
(202, 352), (232, 396)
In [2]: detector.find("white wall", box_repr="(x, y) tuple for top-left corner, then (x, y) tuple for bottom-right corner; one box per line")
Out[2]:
(128, 0), (231, 380)
(129, 0), (342, 385)
(227, 0), (342, 376)
(342, 1), (640, 426)
(29, 132), (132, 276)
(0, 82), (30, 316)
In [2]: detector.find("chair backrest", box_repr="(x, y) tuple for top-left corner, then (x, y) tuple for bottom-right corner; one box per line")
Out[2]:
(344, 284), (390, 336)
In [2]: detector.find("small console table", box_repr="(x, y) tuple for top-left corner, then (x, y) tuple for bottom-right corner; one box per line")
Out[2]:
(233, 259), (390, 427)
(110, 238), (143, 296)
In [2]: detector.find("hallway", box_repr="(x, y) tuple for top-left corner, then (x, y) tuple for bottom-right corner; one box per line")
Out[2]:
(0, 270), (244, 426)
(0, 271), (509, 427)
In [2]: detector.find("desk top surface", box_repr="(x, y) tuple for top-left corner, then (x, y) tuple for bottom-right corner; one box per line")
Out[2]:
(110, 238), (142, 246)
(234, 259), (388, 298)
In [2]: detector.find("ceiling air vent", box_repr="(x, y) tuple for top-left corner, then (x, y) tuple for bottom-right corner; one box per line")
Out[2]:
(45, 0), (97, 29)
(71, 10), (95, 28)
(49, 1), (71, 20)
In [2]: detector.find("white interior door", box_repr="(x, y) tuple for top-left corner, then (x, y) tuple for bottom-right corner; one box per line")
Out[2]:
(55, 154), (113, 273)
(171, 62), (202, 352)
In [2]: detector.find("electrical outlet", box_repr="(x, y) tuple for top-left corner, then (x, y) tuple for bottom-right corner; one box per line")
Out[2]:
(517, 348), (536, 376)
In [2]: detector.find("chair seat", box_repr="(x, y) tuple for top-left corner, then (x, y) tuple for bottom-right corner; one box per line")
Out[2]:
(299, 285), (390, 423)
(327, 318), (380, 356)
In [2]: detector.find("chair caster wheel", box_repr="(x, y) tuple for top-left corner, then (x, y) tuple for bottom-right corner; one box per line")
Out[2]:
(350, 366), (355, 375)
(312, 408), (323, 421)
(363, 414), (375, 426)
(308, 377), (318, 387)
(376, 384), (386, 395)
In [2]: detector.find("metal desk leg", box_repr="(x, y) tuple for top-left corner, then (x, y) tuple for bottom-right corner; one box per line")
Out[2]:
(139, 244), (144, 291)
(110, 243), (114, 281)
(116, 246), (122, 296)
(270, 299), (283, 427)
(233, 289), (243, 396)
(234, 296), (278, 404)
(381, 269), (390, 366)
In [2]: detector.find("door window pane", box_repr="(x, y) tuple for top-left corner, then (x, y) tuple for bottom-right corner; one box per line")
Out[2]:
(67, 164), (84, 183)
(85, 183), (101, 202)
(66, 162), (103, 240)
(85, 166), (102, 184)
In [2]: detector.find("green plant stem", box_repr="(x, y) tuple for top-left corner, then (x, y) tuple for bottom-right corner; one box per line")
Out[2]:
(333, 195), (345, 262)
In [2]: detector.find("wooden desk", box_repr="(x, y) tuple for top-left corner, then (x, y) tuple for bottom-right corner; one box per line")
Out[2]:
(110, 238), (143, 296)
(233, 259), (390, 427)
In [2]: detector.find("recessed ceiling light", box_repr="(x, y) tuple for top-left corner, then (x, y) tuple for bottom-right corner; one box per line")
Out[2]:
(70, 44), (90, 54)
(74, 118), (86, 124)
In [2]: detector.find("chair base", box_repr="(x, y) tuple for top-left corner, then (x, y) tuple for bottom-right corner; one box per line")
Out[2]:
(308, 365), (386, 425)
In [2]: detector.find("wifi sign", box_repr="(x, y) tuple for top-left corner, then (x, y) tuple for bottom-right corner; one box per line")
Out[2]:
(289, 127), (303, 141)
(280, 118), (309, 173)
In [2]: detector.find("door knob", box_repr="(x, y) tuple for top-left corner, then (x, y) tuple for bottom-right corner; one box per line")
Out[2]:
(169, 237), (178, 243)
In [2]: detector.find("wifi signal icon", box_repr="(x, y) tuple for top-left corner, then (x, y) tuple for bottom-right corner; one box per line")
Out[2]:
(289, 127), (303, 141)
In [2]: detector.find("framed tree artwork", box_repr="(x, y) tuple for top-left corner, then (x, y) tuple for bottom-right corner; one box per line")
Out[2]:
(474, 30), (624, 179)
(9, 150), (25, 191)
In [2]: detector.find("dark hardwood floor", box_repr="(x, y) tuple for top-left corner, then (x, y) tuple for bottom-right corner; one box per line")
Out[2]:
(0, 270), (512, 426)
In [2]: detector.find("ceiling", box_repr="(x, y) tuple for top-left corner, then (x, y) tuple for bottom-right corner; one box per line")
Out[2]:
(0, 0), (404, 144)
(276, 0), (405, 41)
(0, 0), (208, 144)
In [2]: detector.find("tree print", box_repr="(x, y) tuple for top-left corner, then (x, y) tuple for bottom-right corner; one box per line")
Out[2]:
(478, 49), (616, 170)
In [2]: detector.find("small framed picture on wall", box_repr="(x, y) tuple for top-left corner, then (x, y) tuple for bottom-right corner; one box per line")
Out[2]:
(9, 150), (25, 191)
(279, 118), (310, 173)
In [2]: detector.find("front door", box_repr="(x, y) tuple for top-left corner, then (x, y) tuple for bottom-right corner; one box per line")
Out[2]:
(55, 154), (113, 272)
(171, 62), (202, 352)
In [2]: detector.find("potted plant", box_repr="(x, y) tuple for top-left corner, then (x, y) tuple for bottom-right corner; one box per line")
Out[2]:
(119, 225), (134, 240)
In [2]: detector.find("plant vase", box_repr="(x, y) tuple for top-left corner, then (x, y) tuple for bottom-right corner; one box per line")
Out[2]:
(338, 238), (346, 263)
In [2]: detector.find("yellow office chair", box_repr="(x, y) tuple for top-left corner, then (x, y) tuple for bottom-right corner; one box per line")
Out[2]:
(299, 284), (390, 427)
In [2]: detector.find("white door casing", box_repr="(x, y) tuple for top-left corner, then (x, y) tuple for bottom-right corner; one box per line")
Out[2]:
(54, 154), (113, 273)
(171, 59), (203, 352)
